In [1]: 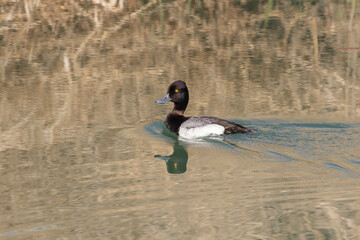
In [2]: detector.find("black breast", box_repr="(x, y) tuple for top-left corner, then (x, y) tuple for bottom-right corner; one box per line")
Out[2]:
(165, 113), (189, 134)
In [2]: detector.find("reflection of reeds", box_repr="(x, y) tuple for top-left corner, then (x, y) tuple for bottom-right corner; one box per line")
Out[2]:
(188, 0), (192, 15)
(159, 0), (164, 33)
(345, 0), (358, 120)
(264, 0), (273, 28)
(196, 0), (202, 9)
(0, 0), (359, 150)
(311, 17), (318, 58)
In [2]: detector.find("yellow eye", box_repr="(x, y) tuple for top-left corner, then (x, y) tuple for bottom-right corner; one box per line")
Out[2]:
(175, 89), (179, 93)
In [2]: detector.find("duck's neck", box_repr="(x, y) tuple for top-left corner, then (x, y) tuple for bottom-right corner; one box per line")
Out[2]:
(171, 109), (185, 115)
(173, 101), (188, 115)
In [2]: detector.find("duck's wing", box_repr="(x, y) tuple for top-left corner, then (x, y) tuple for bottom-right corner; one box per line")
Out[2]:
(182, 116), (252, 134)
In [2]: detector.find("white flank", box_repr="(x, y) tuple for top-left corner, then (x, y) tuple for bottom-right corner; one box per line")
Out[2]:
(179, 124), (225, 139)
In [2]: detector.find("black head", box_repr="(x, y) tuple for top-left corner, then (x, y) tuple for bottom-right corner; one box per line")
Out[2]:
(155, 81), (189, 112)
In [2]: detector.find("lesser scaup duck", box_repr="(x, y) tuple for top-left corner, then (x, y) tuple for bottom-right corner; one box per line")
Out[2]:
(155, 81), (252, 139)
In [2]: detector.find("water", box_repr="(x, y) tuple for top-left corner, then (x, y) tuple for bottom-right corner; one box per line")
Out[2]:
(148, 120), (360, 175)
(1, 0), (360, 239)
(4, 120), (360, 240)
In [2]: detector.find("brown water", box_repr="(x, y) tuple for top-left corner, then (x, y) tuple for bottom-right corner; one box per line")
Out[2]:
(1, 1), (360, 239)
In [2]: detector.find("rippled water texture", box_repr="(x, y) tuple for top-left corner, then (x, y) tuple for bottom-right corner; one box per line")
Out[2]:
(1, 1), (360, 239)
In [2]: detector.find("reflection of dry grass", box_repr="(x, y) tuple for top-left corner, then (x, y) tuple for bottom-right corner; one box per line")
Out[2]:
(0, 0), (359, 149)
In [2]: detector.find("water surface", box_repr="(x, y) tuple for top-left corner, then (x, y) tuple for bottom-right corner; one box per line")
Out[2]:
(1, 0), (360, 239)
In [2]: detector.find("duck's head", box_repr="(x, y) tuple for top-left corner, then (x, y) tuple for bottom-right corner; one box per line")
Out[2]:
(155, 80), (189, 112)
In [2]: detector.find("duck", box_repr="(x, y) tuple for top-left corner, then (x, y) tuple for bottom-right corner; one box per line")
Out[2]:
(155, 80), (252, 139)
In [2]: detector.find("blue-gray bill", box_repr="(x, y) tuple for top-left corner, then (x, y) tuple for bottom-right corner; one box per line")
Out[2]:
(155, 93), (171, 104)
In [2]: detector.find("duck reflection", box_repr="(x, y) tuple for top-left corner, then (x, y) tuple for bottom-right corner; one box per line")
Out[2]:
(155, 141), (188, 174)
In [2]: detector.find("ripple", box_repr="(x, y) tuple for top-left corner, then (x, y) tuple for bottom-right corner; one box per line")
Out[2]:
(281, 122), (352, 129)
